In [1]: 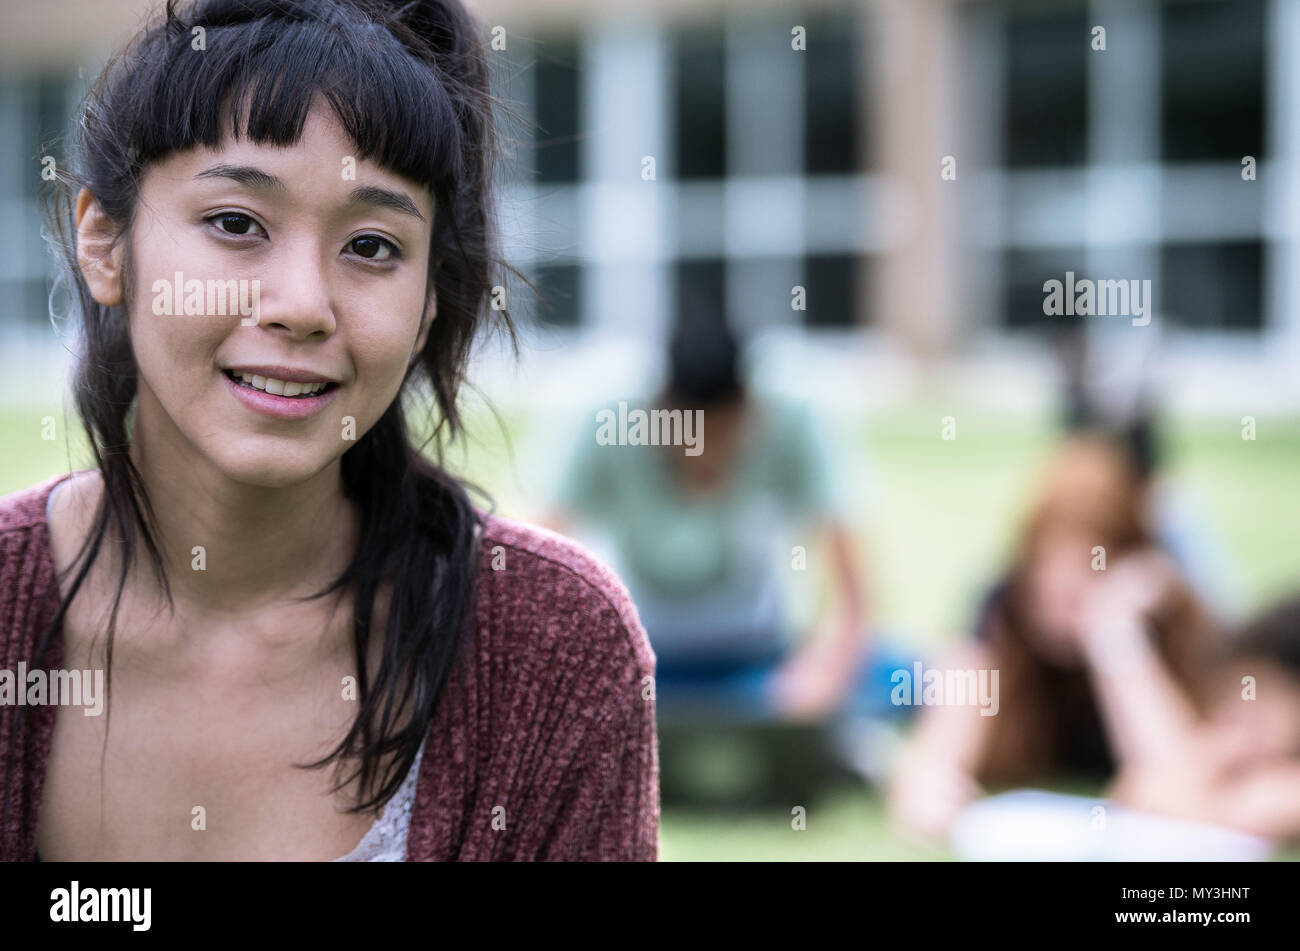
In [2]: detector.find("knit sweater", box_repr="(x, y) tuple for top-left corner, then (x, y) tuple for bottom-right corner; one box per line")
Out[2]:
(0, 472), (659, 861)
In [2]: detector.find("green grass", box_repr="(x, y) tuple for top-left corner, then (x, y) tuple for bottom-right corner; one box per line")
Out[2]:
(658, 782), (1300, 862)
(0, 404), (92, 497)
(659, 784), (952, 862)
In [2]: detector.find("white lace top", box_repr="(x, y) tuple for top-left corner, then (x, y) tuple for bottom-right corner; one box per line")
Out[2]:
(332, 733), (427, 862)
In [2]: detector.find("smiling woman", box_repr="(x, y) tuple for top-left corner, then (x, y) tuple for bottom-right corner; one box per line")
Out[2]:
(0, 0), (658, 862)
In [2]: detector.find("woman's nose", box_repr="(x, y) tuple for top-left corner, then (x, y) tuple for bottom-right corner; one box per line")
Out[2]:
(252, 245), (338, 339)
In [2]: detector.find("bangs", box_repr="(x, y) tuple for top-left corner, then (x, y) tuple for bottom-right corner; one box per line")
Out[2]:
(128, 8), (465, 190)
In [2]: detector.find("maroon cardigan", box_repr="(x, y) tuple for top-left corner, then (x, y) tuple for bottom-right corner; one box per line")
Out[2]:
(0, 473), (658, 861)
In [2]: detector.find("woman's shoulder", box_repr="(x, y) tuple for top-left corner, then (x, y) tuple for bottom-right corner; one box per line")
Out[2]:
(472, 513), (655, 678)
(0, 473), (70, 537)
(0, 474), (73, 651)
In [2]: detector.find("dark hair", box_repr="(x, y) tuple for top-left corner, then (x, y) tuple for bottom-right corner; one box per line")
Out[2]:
(664, 293), (743, 407)
(6, 0), (513, 833)
(1064, 398), (1161, 482)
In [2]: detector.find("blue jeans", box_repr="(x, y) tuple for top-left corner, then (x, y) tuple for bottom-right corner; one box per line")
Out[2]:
(654, 641), (919, 724)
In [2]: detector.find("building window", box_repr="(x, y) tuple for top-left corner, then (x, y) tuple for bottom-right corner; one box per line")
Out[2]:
(531, 263), (583, 327)
(803, 18), (862, 175)
(673, 27), (727, 180)
(1002, 4), (1088, 168)
(802, 254), (859, 328)
(1161, 0), (1265, 162)
(530, 38), (582, 184)
(673, 258), (727, 324)
(1160, 240), (1263, 330)
(1001, 246), (1088, 331)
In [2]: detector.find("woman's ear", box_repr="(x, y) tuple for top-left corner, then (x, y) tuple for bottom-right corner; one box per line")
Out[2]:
(413, 284), (437, 358)
(75, 188), (125, 307)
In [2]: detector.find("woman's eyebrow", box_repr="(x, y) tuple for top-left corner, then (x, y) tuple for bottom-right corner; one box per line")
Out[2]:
(194, 164), (425, 223)
(346, 184), (426, 223)
(195, 163), (285, 192)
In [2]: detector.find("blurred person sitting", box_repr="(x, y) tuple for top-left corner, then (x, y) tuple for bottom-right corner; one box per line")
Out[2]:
(887, 431), (1218, 841)
(547, 302), (894, 736)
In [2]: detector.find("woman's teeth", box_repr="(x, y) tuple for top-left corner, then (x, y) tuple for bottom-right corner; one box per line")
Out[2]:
(229, 371), (328, 397)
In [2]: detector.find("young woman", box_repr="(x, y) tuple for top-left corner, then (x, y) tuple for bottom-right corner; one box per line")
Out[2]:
(0, 0), (658, 861)
(886, 432), (1216, 840)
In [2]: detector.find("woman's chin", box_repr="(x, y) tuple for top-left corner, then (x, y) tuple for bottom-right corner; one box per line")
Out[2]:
(210, 451), (339, 491)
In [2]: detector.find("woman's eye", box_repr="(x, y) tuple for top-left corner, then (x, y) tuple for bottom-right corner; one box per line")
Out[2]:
(349, 235), (398, 261)
(209, 213), (263, 237)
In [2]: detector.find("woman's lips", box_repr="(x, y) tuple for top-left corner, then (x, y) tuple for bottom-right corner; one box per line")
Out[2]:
(223, 370), (339, 420)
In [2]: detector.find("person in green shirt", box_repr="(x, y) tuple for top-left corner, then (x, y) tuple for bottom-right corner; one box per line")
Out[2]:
(549, 305), (876, 723)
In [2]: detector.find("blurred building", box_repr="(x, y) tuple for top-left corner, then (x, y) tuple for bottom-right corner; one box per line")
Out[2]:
(1, 0), (1296, 413)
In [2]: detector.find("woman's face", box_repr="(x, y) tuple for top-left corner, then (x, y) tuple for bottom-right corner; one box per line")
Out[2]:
(94, 99), (436, 488)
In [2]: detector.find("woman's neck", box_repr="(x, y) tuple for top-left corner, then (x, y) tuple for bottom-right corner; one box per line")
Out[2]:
(125, 421), (361, 618)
